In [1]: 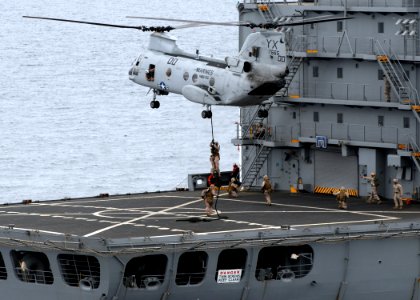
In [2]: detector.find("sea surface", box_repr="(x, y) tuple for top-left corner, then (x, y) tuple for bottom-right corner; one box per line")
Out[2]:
(1, 0), (240, 203)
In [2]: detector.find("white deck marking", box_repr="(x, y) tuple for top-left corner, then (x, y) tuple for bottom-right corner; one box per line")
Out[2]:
(83, 198), (204, 237)
(2, 193), (415, 237)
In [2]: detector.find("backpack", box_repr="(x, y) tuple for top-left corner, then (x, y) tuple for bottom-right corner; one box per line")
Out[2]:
(201, 188), (210, 199)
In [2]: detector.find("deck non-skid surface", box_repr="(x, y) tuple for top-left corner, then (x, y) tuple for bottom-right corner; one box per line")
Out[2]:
(1, 191), (419, 239)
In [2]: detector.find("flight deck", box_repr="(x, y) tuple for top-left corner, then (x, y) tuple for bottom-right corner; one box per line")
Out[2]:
(1, 190), (419, 239)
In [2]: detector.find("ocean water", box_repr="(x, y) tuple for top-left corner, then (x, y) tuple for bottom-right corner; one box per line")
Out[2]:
(1, 0), (240, 203)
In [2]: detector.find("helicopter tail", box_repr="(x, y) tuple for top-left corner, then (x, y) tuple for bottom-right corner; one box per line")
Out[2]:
(237, 31), (288, 78)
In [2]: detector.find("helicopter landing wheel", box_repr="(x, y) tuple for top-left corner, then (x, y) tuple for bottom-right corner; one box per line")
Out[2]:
(150, 100), (160, 109)
(201, 110), (212, 119)
(258, 109), (268, 118)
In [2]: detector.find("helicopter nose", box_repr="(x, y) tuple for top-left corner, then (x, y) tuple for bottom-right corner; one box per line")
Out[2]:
(128, 66), (139, 79)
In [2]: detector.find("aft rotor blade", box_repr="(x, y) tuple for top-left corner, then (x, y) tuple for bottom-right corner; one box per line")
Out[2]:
(22, 16), (175, 32)
(127, 15), (352, 29)
(276, 15), (353, 27)
(126, 16), (244, 27)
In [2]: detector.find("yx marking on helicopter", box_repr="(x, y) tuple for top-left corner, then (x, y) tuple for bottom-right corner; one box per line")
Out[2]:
(23, 15), (352, 119)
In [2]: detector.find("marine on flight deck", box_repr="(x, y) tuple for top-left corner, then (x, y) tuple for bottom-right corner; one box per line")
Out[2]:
(392, 178), (403, 209)
(362, 172), (381, 204)
(334, 186), (349, 210)
(261, 175), (273, 206)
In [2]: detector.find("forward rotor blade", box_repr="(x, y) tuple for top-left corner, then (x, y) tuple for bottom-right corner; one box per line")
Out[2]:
(22, 16), (175, 32)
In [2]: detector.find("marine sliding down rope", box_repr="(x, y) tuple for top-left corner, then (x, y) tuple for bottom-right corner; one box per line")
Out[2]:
(209, 115), (223, 220)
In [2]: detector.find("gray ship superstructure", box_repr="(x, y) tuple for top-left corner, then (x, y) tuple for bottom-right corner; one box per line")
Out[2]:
(236, 0), (420, 202)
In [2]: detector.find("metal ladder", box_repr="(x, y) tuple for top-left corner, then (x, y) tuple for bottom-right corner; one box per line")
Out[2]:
(240, 51), (303, 141)
(242, 145), (272, 188)
(375, 41), (420, 174)
(374, 40), (419, 105)
(408, 137), (420, 173)
(238, 50), (303, 188)
(375, 40), (420, 124)
(276, 55), (303, 97)
(256, 2), (276, 23)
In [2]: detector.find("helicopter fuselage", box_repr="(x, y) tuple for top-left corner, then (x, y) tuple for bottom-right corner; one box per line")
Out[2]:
(128, 32), (288, 108)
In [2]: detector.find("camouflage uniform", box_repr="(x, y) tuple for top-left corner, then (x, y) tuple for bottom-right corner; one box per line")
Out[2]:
(334, 187), (349, 209)
(201, 185), (217, 216)
(392, 179), (403, 209)
(261, 175), (273, 206)
(364, 172), (381, 204)
(210, 141), (220, 175)
(228, 178), (239, 198)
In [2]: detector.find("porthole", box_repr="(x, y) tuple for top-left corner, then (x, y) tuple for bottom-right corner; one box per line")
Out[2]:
(192, 74), (198, 83)
(183, 72), (189, 81)
(255, 245), (314, 281)
(209, 77), (215, 86)
(11, 250), (54, 284)
(166, 68), (172, 77)
(176, 251), (208, 285)
(123, 254), (167, 289)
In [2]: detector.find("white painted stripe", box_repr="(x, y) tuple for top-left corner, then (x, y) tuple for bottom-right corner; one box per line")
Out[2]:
(83, 197), (209, 237)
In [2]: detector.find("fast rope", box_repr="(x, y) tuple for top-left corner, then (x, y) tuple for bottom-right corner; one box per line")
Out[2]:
(209, 114), (222, 219)
(210, 113), (215, 141)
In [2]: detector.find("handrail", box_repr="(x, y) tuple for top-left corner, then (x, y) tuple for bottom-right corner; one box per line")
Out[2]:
(242, 145), (270, 186)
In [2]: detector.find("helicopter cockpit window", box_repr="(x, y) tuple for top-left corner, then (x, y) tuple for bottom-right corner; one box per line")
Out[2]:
(183, 71), (189, 81)
(192, 74), (198, 83)
(166, 68), (172, 77)
(146, 64), (155, 82)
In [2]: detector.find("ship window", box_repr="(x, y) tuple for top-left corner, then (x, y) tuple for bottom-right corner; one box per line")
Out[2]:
(337, 113), (343, 124)
(58, 254), (100, 289)
(312, 66), (319, 78)
(313, 111), (319, 122)
(0, 252), (7, 280)
(337, 67), (343, 79)
(11, 250), (53, 284)
(378, 115), (384, 127)
(404, 117), (410, 128)
(378, 69), (384, 80)
(123, 254), (167, 289)
(337, 21), (343, 32)
(215, 249), (247, 283)
(378, 22), (384, 33)
(176, 251), (208, 285)
(403, 70), (410, 80)
(183, 71), (189, 81)
(255, 245), (314, 282)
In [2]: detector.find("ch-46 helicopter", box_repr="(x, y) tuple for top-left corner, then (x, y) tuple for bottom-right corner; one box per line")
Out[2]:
(24, 15), (351, 118)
